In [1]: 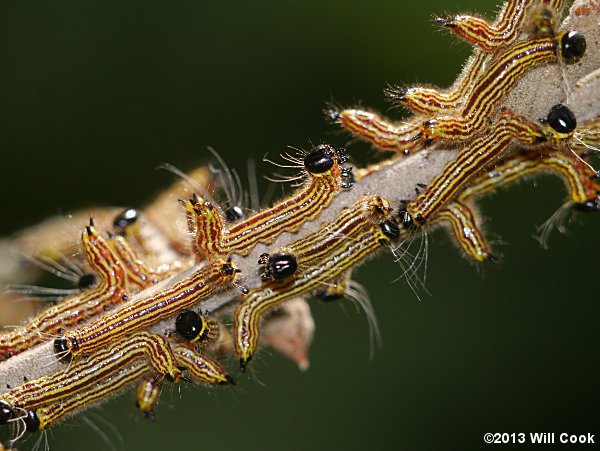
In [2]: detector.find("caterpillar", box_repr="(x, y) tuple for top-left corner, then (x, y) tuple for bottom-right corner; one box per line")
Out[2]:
(182, 144), (352, 261)
(333, 31), (585, 154)
(0, 0), (598, 448)
(53, 259), (238, 362)
(234, 208), (401, 369)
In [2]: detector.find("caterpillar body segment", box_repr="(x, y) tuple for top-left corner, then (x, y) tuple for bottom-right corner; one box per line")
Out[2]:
(335, 31), (585, 154)
(108, 233), (163, 290)
(259, 195), (393, 282)
(0, 331), (183, 423)
(135, 377), (161, 421)
(234, 216), (401, 370)
(331, 109), (423, 155)
(0, 223), (129, 361)
(143, 166), (215, 257)
(184, 144), (349, 260)
(431, 201), (496, 263)
(429, 140), (600, 263)
(405, 109), (551, 226)
(437, 1), (527, 51)
(418, 32), (584, 145)
(388, 51), (489, 115)
(27, 361), (148, 432)
(27, 342), (232, 433)
(571, 116), (600, 154)
(437, 0), (566, 51)
(465, 150), (599, 208)
(454, 111), (599, 207)
(173, 344), (233, 385)
(54, 259), (238, 361)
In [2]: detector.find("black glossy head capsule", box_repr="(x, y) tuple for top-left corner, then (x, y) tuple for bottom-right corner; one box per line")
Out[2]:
(546, 104), (577, 135)
(24, 410), (40, 433)
(78, 272), (98, 291)
(574, 198), (600, 212)
(264, 253), (298, 281)
(0, 400), (14, 425)
(113, 208), (139, 231)
(222, 261), (237, 276)
(175, 310), (207, 342)
(304, 144), (336, 175)
(397, 207), (417, 231)
(379, 218), (401, 241)
(53, 337), (72, 363)
(559, 31), (586, 64)
(224, 205), (246, 223)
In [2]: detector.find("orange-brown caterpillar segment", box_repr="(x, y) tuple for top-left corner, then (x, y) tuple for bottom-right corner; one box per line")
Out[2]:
(432, 201), (495, 263)
(29, 361), (148, 432)
(259, 195), (393, 282)
(335, 32), (584, 154)
(388, 51), (489, 115)
(173, 344), (233, 385)
(464, 149), (600, 210)
(406, 109), (550, 225)
(437, 0), (566, 51)
(184, 144), (348, 260)
(55, 259), (238, 361)
(135, 377), (161, 421)
(431, 142), (600, 263)
(234, 214), (401, 370)
(418, 33), (583, 145)
(1, 331), (184, 416)
(331, 109), (422, 154)
(0, 222), (128, 360)
(143, 166), (215, 257)
(108, 233), (160, 289)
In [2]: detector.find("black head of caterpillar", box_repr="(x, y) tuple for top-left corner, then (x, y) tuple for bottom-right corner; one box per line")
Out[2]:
(175, 310), (219, 345)
(258, 252), (299, 282)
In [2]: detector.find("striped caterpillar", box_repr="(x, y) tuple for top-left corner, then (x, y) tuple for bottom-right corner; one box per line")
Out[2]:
(0, 0), (589, 450)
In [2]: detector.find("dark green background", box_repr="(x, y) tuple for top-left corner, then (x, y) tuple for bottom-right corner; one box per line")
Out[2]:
(1, 1), (599, 449)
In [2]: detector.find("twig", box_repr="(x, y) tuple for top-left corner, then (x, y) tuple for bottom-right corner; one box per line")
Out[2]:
(0, 0), (598, 400)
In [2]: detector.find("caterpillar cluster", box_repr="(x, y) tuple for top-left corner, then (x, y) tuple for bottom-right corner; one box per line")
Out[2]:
(0, 0), (598, 448)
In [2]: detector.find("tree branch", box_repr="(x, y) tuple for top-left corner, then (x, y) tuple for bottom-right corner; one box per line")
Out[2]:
(0, 0), (598, 398)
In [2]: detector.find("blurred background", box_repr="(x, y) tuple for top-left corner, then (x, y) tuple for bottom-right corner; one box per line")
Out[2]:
(1, 0), (599, 449)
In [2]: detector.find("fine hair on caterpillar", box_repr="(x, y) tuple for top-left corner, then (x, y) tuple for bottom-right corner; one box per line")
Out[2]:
(1, 0), (599, 449)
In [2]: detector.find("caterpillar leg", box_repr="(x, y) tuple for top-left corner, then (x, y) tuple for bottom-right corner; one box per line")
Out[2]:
(0, 221), (128, 360)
